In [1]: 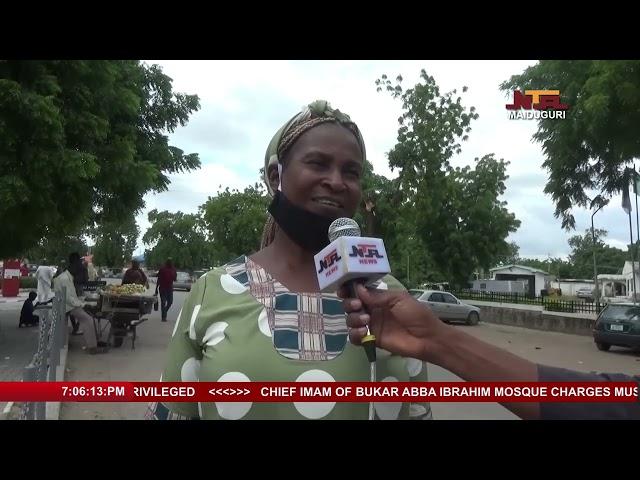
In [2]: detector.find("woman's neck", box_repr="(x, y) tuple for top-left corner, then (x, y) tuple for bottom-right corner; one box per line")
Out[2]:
(273, 229), (315, 265)
(252, 229), (320, 292)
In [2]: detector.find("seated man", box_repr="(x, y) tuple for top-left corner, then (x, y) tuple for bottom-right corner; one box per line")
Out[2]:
(19, 292), (39, 328)
(122, 260), (149, 288)
(54, 252), (108, 354)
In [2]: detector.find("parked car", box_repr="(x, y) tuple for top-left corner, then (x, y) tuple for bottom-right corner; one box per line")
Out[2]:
(592, 303), (640, 352)
(193, 270), (208, 280)
(174, 271), (194, 292)
(576, 287), (594, 302)
(419, 282), (450, 291)
(145, 270), (158, 283)
(409, 289), (480, 325)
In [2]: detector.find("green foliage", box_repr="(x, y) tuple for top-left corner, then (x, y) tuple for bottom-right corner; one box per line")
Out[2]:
(375, 70), (521, 287)
(91, 213), (139, 268)
(20, 277), (37, 289)
(25, 232), (87, 265)
(200, 184), (270, 266)
(501, 60), (640, 229)
(0, 60), (200, 257)
(143, 210), (211, 271)
(567, 228), (627, 278)
(494, 242), (520, 266)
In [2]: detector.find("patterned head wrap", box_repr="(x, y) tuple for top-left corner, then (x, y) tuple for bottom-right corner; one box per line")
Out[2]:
(263, 100), (366, 196)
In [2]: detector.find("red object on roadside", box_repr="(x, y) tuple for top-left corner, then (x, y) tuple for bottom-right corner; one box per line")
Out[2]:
(2, 259), (21, 297)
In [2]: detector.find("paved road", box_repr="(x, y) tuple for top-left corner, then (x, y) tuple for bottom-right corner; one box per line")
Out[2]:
(430, 322), (640, 420)
(0, 293), (42, 416)
(57, 290), (640, 420)
(60, 286), (191, 420)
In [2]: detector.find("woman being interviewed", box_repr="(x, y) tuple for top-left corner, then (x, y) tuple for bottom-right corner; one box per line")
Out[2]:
(148, 100), (432, 420)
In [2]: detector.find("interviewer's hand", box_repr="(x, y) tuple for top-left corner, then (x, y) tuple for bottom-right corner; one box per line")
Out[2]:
(338, 284), (451, 363)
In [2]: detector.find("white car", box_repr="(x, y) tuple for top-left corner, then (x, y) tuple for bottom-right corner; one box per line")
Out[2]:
(173, 271), (194, 292)
(576, 288), (594, 302)
(409, 289), (481, 325)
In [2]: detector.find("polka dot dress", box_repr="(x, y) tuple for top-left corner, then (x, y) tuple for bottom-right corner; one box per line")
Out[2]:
(156, 256), (433, 420)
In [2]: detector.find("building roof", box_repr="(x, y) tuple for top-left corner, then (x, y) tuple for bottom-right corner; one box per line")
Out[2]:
(597, 274), (627, 281)
(490, 264), (550, 275)
(555, 279), (595, 283)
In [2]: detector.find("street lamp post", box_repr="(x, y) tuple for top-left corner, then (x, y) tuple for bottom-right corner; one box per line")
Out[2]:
(591, 203), (606, 302)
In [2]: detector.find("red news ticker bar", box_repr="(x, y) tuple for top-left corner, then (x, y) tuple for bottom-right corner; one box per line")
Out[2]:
(0, 382), (638, 403)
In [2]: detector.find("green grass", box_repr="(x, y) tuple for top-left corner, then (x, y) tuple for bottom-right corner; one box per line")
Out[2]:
(20, 277), (37, 289)
(0, 277), (37, 290)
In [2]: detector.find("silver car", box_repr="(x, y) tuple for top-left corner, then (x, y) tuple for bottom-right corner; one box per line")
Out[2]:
(173, 271), (194, 292)
(576, 287), (594, 303)
(409, 289), (481, 325)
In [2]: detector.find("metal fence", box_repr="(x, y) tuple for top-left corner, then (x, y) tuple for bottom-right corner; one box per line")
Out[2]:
(451, 289), (604, 315)
(19, 288), (67, 420)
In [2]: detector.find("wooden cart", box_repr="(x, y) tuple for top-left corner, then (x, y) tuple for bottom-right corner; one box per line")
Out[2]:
(94, 292), (156, 349)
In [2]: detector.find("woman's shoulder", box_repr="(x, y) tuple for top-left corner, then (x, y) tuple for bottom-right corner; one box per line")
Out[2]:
(198, 256), (246, 277)
(373, 274), (406, 292)
(192, 256), (249, 293)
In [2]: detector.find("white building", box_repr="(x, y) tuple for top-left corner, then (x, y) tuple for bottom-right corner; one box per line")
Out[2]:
(489, 265), (552, 297)
(471, 279), (527, 293)
(597, 261), (640, 300)
(550, 279), (594, 296)
(621, 261), (640, 297)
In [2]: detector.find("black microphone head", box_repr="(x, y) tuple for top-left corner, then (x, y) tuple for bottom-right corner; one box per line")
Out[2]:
(328, 218), (361, 242)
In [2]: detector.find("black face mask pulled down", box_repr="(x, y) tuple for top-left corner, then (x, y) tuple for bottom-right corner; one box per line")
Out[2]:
(268, 190), (336, 253)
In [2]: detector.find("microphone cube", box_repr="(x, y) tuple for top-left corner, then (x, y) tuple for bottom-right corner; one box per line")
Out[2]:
(314, 236), (391, 292)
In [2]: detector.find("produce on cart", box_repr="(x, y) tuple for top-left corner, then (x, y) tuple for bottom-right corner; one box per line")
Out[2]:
(94, 284), (157, 348)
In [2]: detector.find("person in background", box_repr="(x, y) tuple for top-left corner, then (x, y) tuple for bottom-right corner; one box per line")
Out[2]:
(122, 260), (149, 288)
(35, 264), (56, 305)
(53, 259), (80, 335)
(54, 253), (106, 354)
(54, 260), (66, 279)
(19, 291), (39, 327)
(69, 253), (89, 335)
(155, 258), (176, 322)
(87, 262), (98, 282)
(72, 255), (89, 296)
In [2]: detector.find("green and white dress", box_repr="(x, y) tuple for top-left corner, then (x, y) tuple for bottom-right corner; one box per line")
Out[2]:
(147, 256), (432, 420)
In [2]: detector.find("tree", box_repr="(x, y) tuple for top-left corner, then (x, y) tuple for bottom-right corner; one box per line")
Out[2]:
(494, 241), (520, 266)
(568, 228), (627, 278)
(0, 60), (200, 258)
(91, 214), (139, 268)
(143, 210), (211, 271)
(375, 71), (521, 287)
(517, 257), (573, 279)
(25, 232), (88, 266)
(200, 184), (270, 266)
(500, 60), (640, 229)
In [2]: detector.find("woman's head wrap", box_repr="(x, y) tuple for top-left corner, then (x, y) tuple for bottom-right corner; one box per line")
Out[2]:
(263, 100), (366, 196)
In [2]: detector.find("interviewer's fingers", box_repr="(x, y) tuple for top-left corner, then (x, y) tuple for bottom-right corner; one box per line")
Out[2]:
(348, 326), (369, 345)
(342, 297), (363, 313)
(346, 312), (370, 329)
(337, 285), (349, 299)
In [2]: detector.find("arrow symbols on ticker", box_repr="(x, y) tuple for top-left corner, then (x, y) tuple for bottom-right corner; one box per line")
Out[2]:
(208, 388), (250, 396)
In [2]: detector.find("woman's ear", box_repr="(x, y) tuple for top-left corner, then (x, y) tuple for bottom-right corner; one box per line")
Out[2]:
(268, 163), (280, 192)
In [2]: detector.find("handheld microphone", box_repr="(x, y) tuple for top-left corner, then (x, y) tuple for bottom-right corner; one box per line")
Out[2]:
(314, 218), (391, 362)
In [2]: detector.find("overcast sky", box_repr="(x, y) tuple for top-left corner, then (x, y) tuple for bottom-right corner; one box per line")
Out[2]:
(135, 60), (631, 260)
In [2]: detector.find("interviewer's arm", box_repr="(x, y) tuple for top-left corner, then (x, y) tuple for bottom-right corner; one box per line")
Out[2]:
(340, 284), (640, 420)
